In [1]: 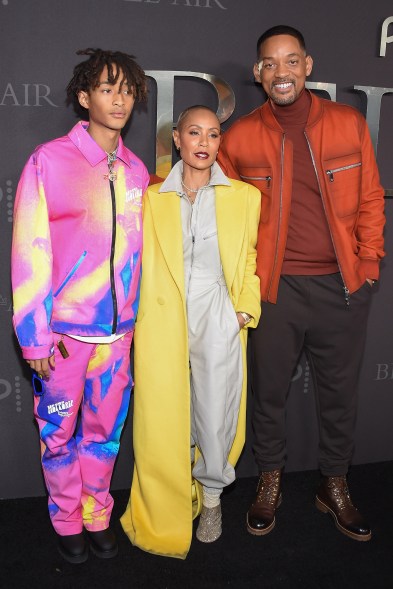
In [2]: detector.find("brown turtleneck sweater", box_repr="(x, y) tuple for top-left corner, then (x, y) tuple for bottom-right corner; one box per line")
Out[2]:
(272, 90), (339, 275)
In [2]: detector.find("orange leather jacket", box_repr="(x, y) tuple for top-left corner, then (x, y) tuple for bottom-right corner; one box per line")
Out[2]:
(218, 91), (385, 303)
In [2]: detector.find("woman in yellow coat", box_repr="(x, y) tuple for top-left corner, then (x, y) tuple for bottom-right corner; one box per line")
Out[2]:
(121, 106), (261, 558)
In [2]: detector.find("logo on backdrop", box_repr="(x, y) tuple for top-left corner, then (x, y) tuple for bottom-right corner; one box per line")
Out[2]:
(0, 179), (14, 223)
(374, 364), (393, 380)
(123, 0), (227, 7)
(380, 16), (393, 56)
(291, 360), (311, 394)
(0, 377), (22, 413)
(0, 292), (12, 313)
(0, 83), (58, 107)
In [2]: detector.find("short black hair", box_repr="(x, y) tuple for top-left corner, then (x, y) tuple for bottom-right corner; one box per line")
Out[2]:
(256, 25), (307, 58)
(175, 105), (220, 133)
(66, 48), (147, 108)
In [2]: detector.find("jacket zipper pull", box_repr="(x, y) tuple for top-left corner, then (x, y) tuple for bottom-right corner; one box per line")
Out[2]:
(57, 335), (70, 359)
(266, 176), (272, 188)
(326, 170), (334, 182)
(343, 286), (350, 307)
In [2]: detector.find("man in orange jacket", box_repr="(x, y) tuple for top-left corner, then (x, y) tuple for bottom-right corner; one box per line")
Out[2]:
(218, 25), (385, 542)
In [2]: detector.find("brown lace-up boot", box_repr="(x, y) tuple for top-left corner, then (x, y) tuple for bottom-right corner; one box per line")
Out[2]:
(246, 469), (282, 536)
(316, 476), (371, 541)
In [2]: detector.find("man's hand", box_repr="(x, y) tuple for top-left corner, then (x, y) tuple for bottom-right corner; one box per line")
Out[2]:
(27, 356), (55, 379)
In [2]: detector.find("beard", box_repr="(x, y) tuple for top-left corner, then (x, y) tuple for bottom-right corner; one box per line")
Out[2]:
(268, 79), (298, 106)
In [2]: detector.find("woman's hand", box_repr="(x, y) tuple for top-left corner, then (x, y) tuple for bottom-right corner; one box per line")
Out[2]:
(236, 312), (246, 329)
(237, 311), (253, 329)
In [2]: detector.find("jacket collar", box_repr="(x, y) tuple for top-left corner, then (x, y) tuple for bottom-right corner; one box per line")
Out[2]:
(67, 121), (131, 168)
(158, 160), (230, 195)
(259, 90), (324, 131)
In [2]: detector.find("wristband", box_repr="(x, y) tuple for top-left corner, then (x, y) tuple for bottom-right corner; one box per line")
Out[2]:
(239, 312), (252, 325)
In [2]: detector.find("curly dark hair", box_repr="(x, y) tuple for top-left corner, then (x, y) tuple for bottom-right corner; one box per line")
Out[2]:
(66, 48), (147, 108)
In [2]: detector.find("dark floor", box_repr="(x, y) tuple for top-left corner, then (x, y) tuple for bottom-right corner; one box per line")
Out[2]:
(1, 463), (392, 589)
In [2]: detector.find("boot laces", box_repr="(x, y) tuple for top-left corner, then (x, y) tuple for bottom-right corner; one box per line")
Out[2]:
(327, 476), (355, 511)
(256, 471), (280, 505)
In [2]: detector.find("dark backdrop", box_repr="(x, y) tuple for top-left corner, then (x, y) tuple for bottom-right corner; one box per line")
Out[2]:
(1, 0), (392, 499)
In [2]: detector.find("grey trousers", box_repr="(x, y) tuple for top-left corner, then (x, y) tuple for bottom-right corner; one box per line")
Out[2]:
(189, 278), (243, 490)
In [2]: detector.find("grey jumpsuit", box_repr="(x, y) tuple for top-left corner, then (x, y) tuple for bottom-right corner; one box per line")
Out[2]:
(160, 161), (243, 491)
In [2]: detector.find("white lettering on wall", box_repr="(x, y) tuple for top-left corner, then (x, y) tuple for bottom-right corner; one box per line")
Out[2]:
(0, 83), (58, 107)
(380, 16), (393, 56)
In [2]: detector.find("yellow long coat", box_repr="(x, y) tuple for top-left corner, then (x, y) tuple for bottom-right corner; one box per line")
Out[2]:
(121, 179), (261, 559)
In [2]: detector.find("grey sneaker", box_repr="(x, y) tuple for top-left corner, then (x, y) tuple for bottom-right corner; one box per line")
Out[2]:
(196, 504), (222, 543)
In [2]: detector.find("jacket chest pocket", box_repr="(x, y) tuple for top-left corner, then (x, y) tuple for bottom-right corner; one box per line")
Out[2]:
(238, 166), (272, 223)
(323, 154), (361, 218)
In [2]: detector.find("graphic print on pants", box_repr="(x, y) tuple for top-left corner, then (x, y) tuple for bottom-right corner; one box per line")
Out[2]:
(34, 333), (133, 535)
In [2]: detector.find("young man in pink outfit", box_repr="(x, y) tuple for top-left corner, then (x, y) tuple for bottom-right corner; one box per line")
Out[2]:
(11, 49), (149, 563)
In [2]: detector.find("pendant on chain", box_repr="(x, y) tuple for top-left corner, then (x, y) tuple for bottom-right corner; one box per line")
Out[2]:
(104, 149), (118, 182)
(104, 171), (117, 181)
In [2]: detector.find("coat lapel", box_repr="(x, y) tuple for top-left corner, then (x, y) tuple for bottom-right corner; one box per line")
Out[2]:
(147, 181), (247, 300)
(216, 182), (247, 291)
(148, 188), (186, 301)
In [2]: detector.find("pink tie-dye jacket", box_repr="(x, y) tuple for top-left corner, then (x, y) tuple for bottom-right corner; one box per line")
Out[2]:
(12, 121), (149, 360)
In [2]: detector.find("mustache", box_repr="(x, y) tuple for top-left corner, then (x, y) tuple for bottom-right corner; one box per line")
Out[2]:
(272, 79), (295, 86)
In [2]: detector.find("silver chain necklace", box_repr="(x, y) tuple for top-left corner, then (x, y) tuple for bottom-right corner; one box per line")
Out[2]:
(181, 179), (209, 193)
